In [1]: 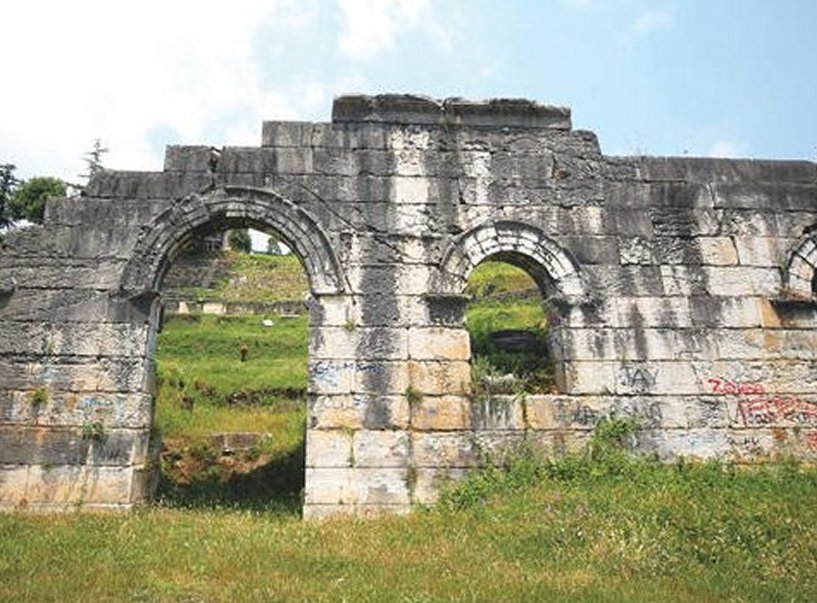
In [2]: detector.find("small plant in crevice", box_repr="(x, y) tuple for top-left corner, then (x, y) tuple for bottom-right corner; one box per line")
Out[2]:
(405, 384), (424, 408)
(406, 463), (418, 495)
(31, 387), (48, 407)
(81, 421), (106, 442)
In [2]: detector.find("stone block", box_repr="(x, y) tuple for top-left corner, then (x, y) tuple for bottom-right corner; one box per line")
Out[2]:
(564, 327), (678, 361)
(0, 465), (29, 505)
(309, 295), (354, 328)
(0, 426), (149, 466)
(261, 121), (314, 148)
(469, 396), (526, 430)
(564, 361), (617, 395)
(347, 264), (434, 296)
(163, 145), (213, 171)
(408, 360), (470, 395)
(689, 296), (763, 328)
(472, 431), (528, 461)
(407, 327), (470, 360)
(698, 237), (738, 265)
(353, 468), (411, 505)
(524, 395), (560, 430)
(524, 430), (592, 456)
(0, 322), (150, 359)
(411, 467), (469, 504)
(412, 431), (477, 467)
(308, 394), (410, 430)
(703, 267), (781, 297)
(659, 265), (708, 296)
(354, 361), (410, 395)
(733, 236), (781, 266)
(640, 428), (730, 460)
(308, 360), (355, 395)
(411, 395), (471, 431)
(0, 259), (127, 291)
(0, 357), (149, 394)
(614, 297), (692, 328)
(306, 429), (353, 468)
(304, 467), (355, 505)
(353, 430), (409, 467)
(0, 390), (152, 429)
(25, 465), (133, 505)
(273, 147), (313, 174)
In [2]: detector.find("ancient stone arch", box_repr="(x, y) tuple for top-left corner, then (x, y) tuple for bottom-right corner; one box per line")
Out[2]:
(2, 94), (817, 517)
(783, 228), (817, 298)
(435, 220), (585, 299)
(120, 186), (346, 297)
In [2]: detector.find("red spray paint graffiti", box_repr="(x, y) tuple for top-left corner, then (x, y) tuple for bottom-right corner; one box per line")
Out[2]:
(707, 377), (817, 427)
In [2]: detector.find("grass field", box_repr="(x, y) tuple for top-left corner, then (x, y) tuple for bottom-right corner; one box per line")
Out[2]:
(3, 257), (816, 601)
(2, 442), (816, 602)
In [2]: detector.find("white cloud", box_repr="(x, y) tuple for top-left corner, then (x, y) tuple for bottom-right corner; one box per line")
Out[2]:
(0, 0), (305, 180)
(707, 141), (744, 158)
(632, 6), (675, 38)
(337, 0), (448, 60)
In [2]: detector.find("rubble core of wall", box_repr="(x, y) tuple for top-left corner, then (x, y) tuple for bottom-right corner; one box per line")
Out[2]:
(1, 93), (816, 516)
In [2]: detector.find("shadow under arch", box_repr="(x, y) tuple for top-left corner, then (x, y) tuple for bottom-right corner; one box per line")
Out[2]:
(433, 220), (586, 301)
(119, 186), (346, 298)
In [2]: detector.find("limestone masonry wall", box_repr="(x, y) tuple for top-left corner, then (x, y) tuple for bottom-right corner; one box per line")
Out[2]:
(1, 94), (816, 517)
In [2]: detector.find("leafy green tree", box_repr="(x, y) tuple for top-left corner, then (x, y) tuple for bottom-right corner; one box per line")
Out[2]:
(228, 229), (252, 253)
(80, 138), (108, 182)
(0, 164), (19, 230)
(8, 177), (66, 224)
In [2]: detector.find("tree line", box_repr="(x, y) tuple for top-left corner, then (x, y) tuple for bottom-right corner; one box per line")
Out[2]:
(0, 139), (107, 233)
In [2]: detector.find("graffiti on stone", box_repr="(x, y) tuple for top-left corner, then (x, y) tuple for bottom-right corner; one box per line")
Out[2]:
(569, 399), (663, 429)
(708, 376), (817, 427)
(616, 364), (658, 394)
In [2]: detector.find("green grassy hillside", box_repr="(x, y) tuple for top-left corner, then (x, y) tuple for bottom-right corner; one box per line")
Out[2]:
(166, 251), (308, 302)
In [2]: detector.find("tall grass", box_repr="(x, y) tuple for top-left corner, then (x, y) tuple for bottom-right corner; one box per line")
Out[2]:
(2, 428), (816, 602)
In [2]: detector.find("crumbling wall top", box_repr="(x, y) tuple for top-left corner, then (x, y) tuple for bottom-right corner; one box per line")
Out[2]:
(331, 94), (571, 130)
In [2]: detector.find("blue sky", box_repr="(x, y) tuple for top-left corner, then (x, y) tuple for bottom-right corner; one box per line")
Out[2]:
(2, 0), (815, 182)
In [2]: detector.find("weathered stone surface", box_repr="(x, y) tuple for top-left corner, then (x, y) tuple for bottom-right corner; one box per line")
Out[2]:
(0, 390), (152, 429)
(308, 394), (410, 430)
(411, 467), (469, 504)
(412, 431), (478, 468)
(305, 429), (353, 468)
(353, 430), (410, 467)
(407, 327), (470, 360)
(411, 395), (471, 431)
(1, 93), (815, 516)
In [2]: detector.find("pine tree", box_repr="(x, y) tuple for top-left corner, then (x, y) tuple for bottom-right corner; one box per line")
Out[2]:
(80, 138), (109, 183)
(0, 164), (20, 230)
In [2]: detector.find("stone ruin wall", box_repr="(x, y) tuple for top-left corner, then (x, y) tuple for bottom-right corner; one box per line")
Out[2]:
(1, 94), (816, 517)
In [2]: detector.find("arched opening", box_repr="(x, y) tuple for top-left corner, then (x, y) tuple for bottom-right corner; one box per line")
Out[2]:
(120, 187), (347, 515)
(154, 224), (309, 513)
(784, 230), (817, 299)
(465, 256), (558, 396)
(434, 221), (584, 401)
